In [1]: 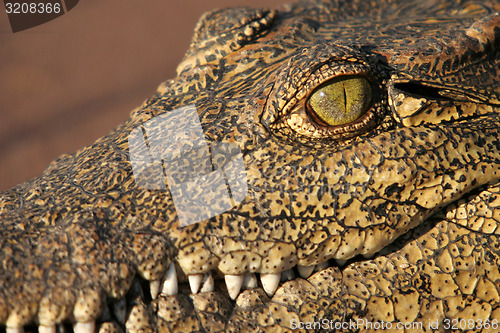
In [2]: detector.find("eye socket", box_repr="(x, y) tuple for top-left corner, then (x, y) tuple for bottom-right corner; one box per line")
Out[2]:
(306, 76), (372, 127)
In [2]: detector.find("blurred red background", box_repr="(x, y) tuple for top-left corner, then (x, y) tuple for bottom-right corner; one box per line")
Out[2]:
(0, 0), (288, 190)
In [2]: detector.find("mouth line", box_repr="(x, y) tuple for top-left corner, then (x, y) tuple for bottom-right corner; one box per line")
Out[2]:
(171, 256), (347, 300)
(143, 249), (371, 311)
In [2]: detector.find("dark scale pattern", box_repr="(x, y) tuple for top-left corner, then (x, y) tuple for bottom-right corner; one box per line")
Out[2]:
(1, 0), (500, 332)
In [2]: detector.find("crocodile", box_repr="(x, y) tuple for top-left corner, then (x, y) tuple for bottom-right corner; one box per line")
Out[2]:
(1, 0), (500, 332)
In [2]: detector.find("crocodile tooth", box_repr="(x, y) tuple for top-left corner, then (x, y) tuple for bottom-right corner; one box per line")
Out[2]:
(150, 280), (161, 299)
(242, 273), (258, 289)
(161, 262), (178, 295)
(362, 252), (375, 259)
(200, 273), (215, 292)
(112, 298), (127, 324)
(260, 272), (281, 296)
(297, 264), (315, 278)
(335, 259), (347, 267)
(38, 326), (55, 333)
(100, 302), (112, 321)
(6, 327), (24, 333)
(281, 269), (295, 282)
(131, 279), (144, 298)
(225, 274), (244, 300)
(316, 261), (330, 271)
(188, 274), (203, 294)
(73, 321), (95, 333)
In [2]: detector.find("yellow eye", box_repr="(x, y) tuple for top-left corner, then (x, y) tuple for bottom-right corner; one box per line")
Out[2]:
(306, 76), (372, 126)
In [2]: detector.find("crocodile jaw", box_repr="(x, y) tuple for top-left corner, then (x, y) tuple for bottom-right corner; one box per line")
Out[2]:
(2, 0), (500, 331)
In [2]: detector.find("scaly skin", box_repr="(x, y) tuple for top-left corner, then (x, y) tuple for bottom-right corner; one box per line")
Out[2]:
(1, 0), (500, 332)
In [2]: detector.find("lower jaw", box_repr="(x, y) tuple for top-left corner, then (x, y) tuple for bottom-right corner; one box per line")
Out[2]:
(7, 257), (349, 333)
(151, 259), (348, 332)
(127, 260), (346, 332)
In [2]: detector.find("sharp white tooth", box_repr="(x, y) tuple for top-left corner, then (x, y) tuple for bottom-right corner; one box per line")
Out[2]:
(200, 273), (215, 292)
(225, 274), (244, 300)
(73, 321), (95, 333)
(242, 273), (258, 289)
(150, 279), (161, 299)
(112, 298), (126, 324)
(6, 327), (24, 333)
(281, 269), (295, 282)
(260, 272), (281, 296)
(334, 259), (347, 267)
(161, 262), (178, 295)
(297, 265), (315, 278)
(39, 326), (56, 333)
(188, 274), (203, 294)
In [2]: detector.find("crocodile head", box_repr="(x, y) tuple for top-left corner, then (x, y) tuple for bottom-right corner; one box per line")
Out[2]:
(1, 0), (500, 332)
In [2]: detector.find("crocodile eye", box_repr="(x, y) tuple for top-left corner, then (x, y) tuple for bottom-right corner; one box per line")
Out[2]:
(306, 76), (372, 126)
